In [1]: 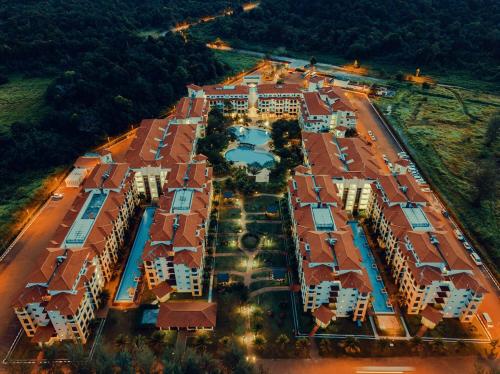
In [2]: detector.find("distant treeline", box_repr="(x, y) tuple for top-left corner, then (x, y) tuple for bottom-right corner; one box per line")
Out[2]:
(195, 0), (500, 81)
(0, 0), (244, 183)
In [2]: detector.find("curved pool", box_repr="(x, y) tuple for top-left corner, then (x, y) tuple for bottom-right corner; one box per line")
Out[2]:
(225, 148), (275, 167)
(230, 126), (270, 145)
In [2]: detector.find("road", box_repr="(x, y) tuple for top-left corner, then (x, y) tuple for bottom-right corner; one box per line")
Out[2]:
(342, 90), (500, 341)
(0, 186), (80, 355)
(260, 355), (481, 374)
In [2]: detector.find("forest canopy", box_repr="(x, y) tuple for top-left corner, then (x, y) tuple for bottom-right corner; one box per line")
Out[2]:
(192, 0), (500, 82)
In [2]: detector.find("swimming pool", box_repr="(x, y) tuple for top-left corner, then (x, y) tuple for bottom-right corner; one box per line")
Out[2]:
(230, 126), (270, 145)
(225, 148), (275, 167)
(349, 221), (394, 314)
(115, 207), (156, 303)
(226, 127), (275, 167)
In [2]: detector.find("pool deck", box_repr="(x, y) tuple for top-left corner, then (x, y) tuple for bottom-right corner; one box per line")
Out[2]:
(114, 207), (156, 303)
(349, 221), (394, 314)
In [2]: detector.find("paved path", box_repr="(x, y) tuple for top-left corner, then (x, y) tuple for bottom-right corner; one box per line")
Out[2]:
(249, 286), (289, 298)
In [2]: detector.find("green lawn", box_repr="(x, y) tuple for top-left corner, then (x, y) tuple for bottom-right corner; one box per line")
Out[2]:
(0, 76), (52, 133)
(247, 221), (283, 235)
(375, 83), (500, 267)
(249, 279), (287, 292)
(254, 251), (287, 268)
(218, 220), (242, 234)
(215, 255), (247, 272)
(244, 195), (280, 213)
(212, 50), (261, 76)
(219, 207), (241, 219)
(216, 234), (240, 253)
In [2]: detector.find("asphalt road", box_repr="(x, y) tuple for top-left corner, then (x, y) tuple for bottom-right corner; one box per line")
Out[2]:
(260, 355), (480, 374)
(0, 187), (80, 355)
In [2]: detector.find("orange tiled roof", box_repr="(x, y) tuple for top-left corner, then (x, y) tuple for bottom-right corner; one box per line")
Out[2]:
(156, 301), (216, 329)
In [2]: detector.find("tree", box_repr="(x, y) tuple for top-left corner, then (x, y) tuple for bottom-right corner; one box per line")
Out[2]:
(194, 332), (212, 353)
(135, 345), (155, 374)
(93, 345), (114, 374)
(253, 335), (267, 352)
(115, 334), (129, 352)
(484, 113), (500, 147)
(149, 330), (167, 356)
(219, 336), (232, 350)
(318, 338), (333, 356)
(341, 337), (361, 354)
(65, 343), (92, 374)
(295, 338), (311, 358)
(114, 351), (133, 374)
(410, 336), (425, 355)
(309, 56), (317, 68)
(431, 338), (446, 354)
(472, 158), (497, 206)
(40, 345), (60, 374)
(275, 334), (290, 351)
(376, 338), (390, 354)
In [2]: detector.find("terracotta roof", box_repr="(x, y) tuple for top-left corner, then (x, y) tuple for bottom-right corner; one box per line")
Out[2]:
(405, 232), (442, 264)
(83, 163), (129, 190)
(338, 271), (372, 293)
(173, 247), (203, 268)
(447, 273), (487, 294)
(158, 124), (197, 168)
(302, 92), (331, 116)
(156, 301), (216, 329)
(302, 262), (335, 285)
(175, 97), (207, 119)
(202, 84), (249, 96)
(46, 289), (85, 315)
(257, 83), (302, 95)
(420, 305), (443, 325)
(28, 248), (65, 284)
(124, 118), (169, 167)
(313, 305), (335, 324)
(32, 325), (57, 344)
(13, 285), (46, 308)
(48, 248), (91, 291)
(167, 162), (211, 190)
(74, 156), (100, 169)
(151, 282), (174, 298)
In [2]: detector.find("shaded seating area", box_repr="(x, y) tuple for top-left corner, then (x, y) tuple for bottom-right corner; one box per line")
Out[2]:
(156, 301), (217, 331)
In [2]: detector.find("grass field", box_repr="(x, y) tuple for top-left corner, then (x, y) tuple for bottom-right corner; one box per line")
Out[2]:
(212, 50), (261, 76)
(0, 76), (52, 133)
(375, 83), (500, 267)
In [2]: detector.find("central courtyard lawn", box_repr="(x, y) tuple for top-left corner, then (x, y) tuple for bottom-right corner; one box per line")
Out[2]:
(254, 251), (287, 268)
(244, 195), (280, 213)
(218, 220), (242, 234)
(219, 207), (241, 219)
(215, 255), (247, 272)
(247, 221), (283, 235)
(375, 83), (500, 267)
(216, 234), (240, 253)
(249, 279), (288, 292)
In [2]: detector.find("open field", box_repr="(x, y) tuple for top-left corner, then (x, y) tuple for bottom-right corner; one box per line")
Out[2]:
(0, 76), (52, 133)
(375, 83), (500, 267)
(212, 50), (261, 76)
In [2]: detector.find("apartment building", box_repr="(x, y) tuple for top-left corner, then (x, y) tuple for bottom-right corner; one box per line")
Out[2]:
(142, 160), (213, 297)
(302, 132), (380, 213)
(299, 91), (334, 132)
(367, 169), (487, 322)
(188, 84), (250, 114)
(287, 171), (372, 323)
(256, 83), (303, 116)
(319, 87), (357, 129)
(14, 162), (139, 344)
(125, 119), (198, 200)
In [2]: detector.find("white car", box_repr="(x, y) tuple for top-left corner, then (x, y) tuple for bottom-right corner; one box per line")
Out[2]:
(454, 229), (464, 241)
(463, 242), (472, 251)
(470, 252), (482, 266)
(52, 193), (64, 200)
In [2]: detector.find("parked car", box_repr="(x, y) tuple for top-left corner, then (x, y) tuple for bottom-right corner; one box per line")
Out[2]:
(470, 252), (483, 266)
(454, 229), (464, 241)
(52, 193), (64, 200)
(463, 242), (472, 251)
(481, 312), (493, 328)
(441, 210), (450, 218)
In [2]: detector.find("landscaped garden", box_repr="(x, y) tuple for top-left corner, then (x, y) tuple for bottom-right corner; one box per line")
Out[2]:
(244, 195), (280, 213)
(254, 251), (287, 269)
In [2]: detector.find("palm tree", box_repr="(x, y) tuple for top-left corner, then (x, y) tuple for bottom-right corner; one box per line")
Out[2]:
(341, 337), (361, 354)
(194, 332), (212, 353)
(454, 339), (467, 353)
(431, 338), (446, 354)
(275, 334), (290, 351)
(115, 333), (129, 352)
(65, 343), (92, 373)
(253, 335), (267, 352)
(318, 339), (333, 356)
(410, 336), (424, 355)
(295, 338), (311, 358)
(218, 336), (231, 350)
(377, 338), (390, 354)
(149, 330), (166, 356)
